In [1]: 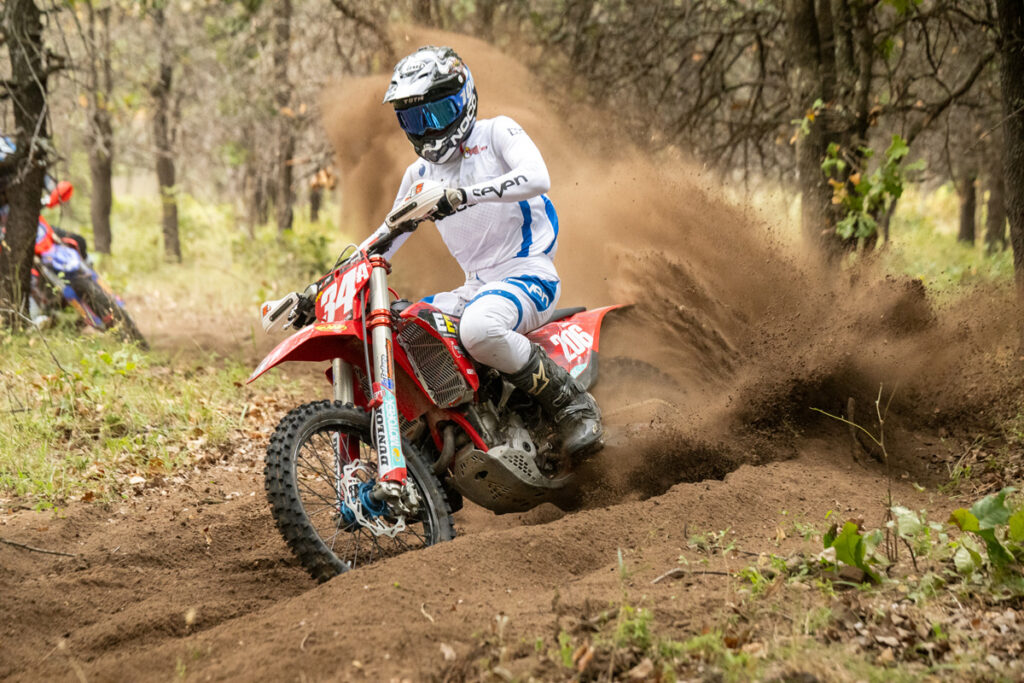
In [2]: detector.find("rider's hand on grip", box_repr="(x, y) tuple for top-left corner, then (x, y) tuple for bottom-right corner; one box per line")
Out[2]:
(287, 293), (316, 330)
(430, 188), (466, 220)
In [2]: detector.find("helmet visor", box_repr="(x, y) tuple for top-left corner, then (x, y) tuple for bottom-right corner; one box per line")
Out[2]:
(394, 83), (469, 136)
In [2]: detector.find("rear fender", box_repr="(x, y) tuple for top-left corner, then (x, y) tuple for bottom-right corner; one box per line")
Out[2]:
(528, 304), (628, 390)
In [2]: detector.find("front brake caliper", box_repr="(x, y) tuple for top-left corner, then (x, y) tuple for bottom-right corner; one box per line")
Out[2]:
(371, 480), (422, 518)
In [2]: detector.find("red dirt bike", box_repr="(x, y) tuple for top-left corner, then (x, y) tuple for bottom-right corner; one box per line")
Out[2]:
(250, 180), (623, 580)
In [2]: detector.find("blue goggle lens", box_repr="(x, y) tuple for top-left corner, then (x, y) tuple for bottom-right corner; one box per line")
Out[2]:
(395, 85), (467, 136)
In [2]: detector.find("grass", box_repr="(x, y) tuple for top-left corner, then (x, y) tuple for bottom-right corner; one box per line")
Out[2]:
(880, 184), (1014, 293)
(0, 327), (263, 506)
(1, 191), (341, 508)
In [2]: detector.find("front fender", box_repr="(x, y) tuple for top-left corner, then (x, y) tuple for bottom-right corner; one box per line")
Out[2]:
(248, 321), (363, 384)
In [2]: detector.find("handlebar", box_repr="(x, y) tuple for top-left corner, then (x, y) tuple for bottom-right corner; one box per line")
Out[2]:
(366, 219), (420, 257)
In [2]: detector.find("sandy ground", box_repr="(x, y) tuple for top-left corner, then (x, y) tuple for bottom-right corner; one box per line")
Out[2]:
(1, 427), (939, 682)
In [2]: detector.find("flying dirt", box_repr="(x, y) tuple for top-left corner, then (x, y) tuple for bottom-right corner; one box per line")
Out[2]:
(2, 25), (1022, 683)
(322, 28), (1022, 505)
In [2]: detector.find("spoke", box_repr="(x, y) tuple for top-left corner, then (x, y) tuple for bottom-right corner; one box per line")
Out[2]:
(306, 433), (341, 482)
(296, 451), (335, 483)
(368, 529), (388, 560)
(324, 526), (344, 546)
(351, 530), (363, 567)
(305, 504), (338, 518)
(297, 480), (336, 506)
(328, 512), (345, 551)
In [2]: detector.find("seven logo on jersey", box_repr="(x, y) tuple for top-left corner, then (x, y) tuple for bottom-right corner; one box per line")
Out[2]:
(472, 174), (528, 199)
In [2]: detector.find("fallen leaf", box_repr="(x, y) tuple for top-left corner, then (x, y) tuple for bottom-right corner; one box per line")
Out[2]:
(626, 657), (654, 679)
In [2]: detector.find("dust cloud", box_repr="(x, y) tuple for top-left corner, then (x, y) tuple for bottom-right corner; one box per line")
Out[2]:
(321, 27), (1023, 505)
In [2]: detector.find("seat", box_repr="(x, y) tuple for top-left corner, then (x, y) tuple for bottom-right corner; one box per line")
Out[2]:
(547, 306), (586, 323)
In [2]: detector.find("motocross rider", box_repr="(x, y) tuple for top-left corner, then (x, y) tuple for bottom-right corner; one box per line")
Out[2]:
(360, 46), (603, 458)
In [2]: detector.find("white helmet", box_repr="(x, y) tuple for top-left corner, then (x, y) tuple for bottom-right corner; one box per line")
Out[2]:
(383, 46), (477, 164)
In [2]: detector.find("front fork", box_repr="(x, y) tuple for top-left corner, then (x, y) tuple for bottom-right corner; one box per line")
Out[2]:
(365, 258), (408, 487)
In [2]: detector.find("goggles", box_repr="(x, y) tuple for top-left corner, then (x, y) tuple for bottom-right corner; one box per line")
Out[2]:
(394, 82), (469, 136)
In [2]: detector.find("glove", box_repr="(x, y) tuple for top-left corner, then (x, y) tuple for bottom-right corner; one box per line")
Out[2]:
(430, 188), (466, 220)
(288, 287), (317, 329)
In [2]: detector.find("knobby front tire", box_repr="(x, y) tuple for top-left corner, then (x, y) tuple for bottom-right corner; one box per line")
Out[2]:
(70, 273), (148, 349)
(264, 400), (455, 582)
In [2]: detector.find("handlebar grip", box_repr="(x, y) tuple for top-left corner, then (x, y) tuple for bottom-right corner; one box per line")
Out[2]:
(368, 220), (418, 255)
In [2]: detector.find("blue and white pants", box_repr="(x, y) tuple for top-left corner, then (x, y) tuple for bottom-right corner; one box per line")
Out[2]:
(423, 256), (561, 374)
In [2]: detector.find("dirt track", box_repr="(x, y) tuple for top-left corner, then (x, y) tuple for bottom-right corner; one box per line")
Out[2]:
(1, 427), (938, 682)
(4, 25), (1021, 683)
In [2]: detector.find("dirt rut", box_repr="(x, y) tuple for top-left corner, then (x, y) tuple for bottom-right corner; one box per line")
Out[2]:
(1, 434), (934, 682)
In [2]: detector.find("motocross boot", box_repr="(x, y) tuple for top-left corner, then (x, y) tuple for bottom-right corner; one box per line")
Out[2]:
(505, 344), (604, 457)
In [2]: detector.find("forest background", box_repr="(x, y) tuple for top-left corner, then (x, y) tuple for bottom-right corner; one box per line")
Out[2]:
(1, 0), (1023, 311)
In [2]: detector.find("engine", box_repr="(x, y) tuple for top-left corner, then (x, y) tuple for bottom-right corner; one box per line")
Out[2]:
(447, 381), (572, 514)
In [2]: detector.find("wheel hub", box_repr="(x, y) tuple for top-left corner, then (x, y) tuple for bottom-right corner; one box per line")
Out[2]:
(339, 462), (408, 538)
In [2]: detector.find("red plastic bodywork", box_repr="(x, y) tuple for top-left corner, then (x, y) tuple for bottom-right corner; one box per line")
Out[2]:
(248, 257), (625, 445)
(528, 306), (620, 384)
(35, 217), (56, 255)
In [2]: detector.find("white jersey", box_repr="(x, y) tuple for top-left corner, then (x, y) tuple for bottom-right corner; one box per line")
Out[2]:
(373, 116), (560, 275)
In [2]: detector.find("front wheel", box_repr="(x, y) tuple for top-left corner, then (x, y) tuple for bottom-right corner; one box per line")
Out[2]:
(264, 400), (455, 581)
(70, 273), (148, 349)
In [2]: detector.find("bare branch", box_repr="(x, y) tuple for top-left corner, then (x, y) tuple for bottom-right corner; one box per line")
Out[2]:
(0, 536), (78, 558)
(328, 0), (393, 63)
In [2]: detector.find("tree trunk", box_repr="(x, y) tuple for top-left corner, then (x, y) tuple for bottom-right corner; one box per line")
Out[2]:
(87, 2), (114, 255)
(785, 0), (834, 253)
(412, 0), (433, 26)
(476, 0), (497, 40)
(985, 153), (1008, 253)
(273, 0), (294, 233)
(996, 0), (1024, 304)
(309, 184), (322, 223)
(881, 196), (899, 245)
(957, 171), (977, 244)
(0, 0), (49, 326)
(151, 6), (180, 263)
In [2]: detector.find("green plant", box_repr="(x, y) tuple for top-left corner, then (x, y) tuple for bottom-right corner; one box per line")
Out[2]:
(687, 527), (736, 556)
(737, 566), (774, 596)
(557, 631), (573, 668)
(888, 505), (948, 561)
(822, 521), (884, 583)
(822, 134), (925, 241)
(614, 604), (653, 651)
(948, 487), (1024, 574)
(793, 520), (820, 542)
